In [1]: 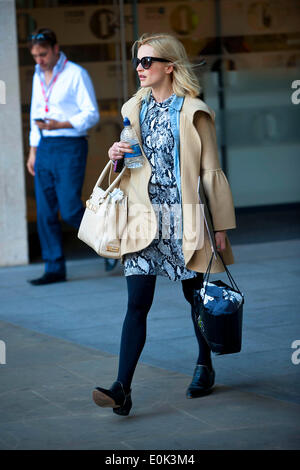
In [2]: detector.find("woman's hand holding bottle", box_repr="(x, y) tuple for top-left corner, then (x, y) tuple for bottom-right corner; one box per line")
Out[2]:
(108, 118), (143, 169)
(108, 141), (133, 161)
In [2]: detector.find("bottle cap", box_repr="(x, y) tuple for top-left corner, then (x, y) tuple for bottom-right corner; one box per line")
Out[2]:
(123, 117), (131, 126)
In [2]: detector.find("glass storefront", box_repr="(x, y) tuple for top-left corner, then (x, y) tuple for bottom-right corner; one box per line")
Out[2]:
(16, 0), (300, 223)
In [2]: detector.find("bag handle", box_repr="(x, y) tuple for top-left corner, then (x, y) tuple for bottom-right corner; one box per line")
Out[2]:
(92, 160), (126, 199)
(203, 252), (243, 297)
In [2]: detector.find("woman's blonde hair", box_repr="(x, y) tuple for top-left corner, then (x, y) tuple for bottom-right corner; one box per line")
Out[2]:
(132, 33), (201, 101)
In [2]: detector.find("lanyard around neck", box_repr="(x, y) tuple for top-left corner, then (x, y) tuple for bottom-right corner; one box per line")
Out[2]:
(40, 58), (68, 113)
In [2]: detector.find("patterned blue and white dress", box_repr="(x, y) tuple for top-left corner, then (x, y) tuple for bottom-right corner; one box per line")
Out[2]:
(123, 93), (197, 281)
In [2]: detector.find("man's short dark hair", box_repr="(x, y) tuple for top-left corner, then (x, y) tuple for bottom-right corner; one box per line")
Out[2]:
(28, 28), (57, 50)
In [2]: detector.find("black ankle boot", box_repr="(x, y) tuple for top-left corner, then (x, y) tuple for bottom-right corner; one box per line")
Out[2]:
(92, 381), (132, 416)
(186, 365), (215, 398)
(113, 392), (132, 416)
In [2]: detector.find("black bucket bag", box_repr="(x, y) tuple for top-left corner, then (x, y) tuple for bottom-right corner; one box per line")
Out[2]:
(194, 253), (245, 355)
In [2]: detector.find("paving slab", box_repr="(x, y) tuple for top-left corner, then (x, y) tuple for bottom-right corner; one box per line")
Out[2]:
(0, 320), (299, 450)
(0, 239), (300, 449)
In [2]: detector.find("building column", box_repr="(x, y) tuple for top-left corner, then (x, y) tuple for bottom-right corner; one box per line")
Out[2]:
(0, 0), (29, 266)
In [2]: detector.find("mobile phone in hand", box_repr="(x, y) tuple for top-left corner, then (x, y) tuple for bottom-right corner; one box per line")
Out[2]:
(35, 118), (45, 123)
(113, 158), (124, 173)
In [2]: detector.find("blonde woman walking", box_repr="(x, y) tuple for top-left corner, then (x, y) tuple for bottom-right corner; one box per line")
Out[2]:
(92, 33), (236, 416)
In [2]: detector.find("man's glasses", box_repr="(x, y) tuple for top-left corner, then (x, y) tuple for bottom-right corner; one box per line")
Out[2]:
(132, 56), (169, 70)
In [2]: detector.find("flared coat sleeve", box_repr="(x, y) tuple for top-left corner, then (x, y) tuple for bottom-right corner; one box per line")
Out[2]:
(194, 111), (236, 232)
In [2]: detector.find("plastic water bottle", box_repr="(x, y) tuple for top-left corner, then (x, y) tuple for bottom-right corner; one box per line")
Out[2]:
(120, 117), (143, 168)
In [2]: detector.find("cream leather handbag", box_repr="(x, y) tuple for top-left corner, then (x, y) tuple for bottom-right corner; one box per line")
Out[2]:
(78, 161), (127, 259)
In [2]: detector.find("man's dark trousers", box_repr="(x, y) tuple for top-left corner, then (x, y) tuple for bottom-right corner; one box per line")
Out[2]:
(34, 136), (88, 276)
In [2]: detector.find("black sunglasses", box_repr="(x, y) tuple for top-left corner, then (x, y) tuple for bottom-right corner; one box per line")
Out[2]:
(28, 32), (57, 45)
(132, 56), (169, 70)
(29, 33), (49, 41)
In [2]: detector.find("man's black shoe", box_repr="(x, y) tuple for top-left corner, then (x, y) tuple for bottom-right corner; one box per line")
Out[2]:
(186, 365), (215, 398)
(28, 272), (66, 286)
(105, 259), (118, 272)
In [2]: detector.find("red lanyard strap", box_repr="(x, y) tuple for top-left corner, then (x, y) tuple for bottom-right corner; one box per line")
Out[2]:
(40, 58), (68, 113)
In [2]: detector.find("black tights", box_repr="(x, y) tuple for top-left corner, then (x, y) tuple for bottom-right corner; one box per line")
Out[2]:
(117, 274), (212, 392)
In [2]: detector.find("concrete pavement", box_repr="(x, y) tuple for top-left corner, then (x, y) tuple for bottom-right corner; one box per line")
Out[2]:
(0, 239), (300, 449)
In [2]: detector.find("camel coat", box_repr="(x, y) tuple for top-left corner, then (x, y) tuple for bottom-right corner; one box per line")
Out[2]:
(116, 94), (236, 274)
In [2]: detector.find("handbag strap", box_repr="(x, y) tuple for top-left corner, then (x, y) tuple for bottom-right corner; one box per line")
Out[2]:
(217, 252), (242, 295)
(92, 160), (126, 199)
(203, 252), (243, 296)
(202, 252), (214, 292)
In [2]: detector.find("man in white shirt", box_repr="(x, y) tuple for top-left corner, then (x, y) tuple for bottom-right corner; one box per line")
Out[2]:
(26, 28), (100, 285)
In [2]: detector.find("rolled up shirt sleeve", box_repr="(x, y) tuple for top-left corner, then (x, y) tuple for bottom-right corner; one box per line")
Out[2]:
(195, 111), (236, 232)
(68, 69), (100, 132)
